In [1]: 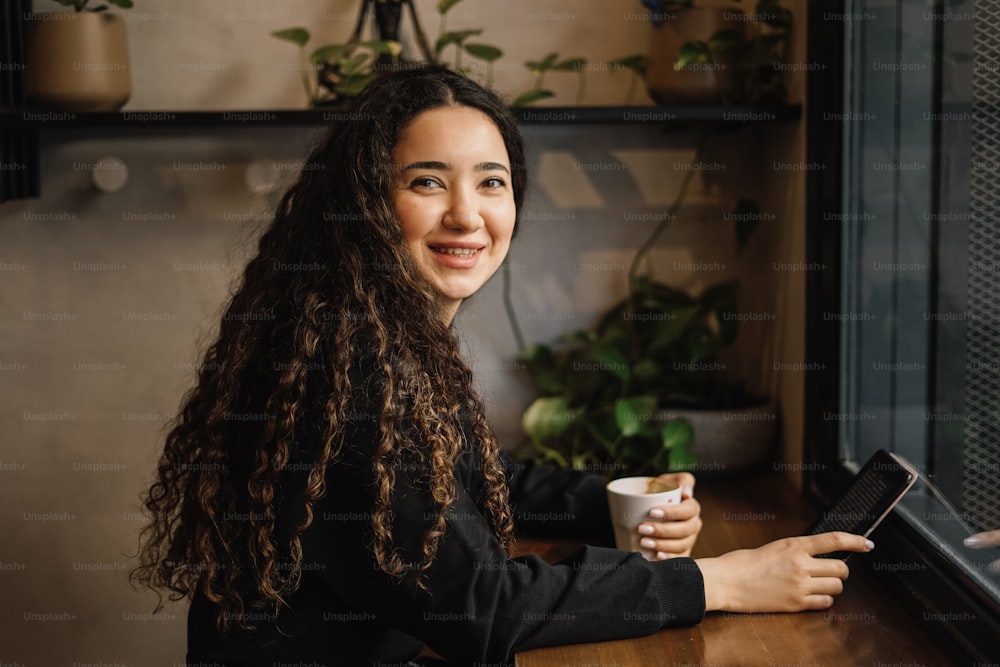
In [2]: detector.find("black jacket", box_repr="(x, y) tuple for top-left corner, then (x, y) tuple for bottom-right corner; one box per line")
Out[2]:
(187, 389), (705, 666)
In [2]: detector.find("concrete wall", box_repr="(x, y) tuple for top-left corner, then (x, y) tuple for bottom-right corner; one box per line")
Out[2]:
(0, 1), (807, 664)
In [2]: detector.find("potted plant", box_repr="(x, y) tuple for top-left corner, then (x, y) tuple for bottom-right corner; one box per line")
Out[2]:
(273, 0), (503, 109)
(25, 0), (134, 111)
(271, 28), (403, 108)
(513, 143), (776, 478)
(675, 0), (793, 104)
(641, 0), (792, 105)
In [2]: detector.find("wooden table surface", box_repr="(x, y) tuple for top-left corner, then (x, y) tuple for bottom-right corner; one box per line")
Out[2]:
(513, 472), (958, 667)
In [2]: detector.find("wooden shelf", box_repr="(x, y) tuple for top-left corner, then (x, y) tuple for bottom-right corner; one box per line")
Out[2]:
(0, 104), (801, 130)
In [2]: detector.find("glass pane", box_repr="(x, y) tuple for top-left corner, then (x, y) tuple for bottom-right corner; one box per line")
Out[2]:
(840, 0), (934, 468)
(839, 0), (1000, 601)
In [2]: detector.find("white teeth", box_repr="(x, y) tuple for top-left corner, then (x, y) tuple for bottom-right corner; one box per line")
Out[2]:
(432, 246), (479, 257)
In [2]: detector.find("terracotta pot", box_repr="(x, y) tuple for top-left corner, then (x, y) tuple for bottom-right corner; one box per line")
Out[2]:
(26, 12), (131, 112)
(644, 6), (744, 105)
(659, 401), (777, 475)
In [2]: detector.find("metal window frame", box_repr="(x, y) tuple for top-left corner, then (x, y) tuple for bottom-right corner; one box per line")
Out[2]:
(805, 0), (1000, 661)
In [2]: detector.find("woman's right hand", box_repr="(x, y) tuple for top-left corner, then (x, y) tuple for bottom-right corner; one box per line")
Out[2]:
(695, 532), (874, 613)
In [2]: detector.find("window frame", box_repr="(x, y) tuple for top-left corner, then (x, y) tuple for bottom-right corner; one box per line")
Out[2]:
(804, 1), (1000, 661)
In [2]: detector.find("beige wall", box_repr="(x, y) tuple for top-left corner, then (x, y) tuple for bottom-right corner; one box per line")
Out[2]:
(123, 0), (658, 110)
(0, 1), (807, 664)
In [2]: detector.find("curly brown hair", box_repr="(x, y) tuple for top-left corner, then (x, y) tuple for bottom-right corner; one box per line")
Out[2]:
(131, 66), (526, 632)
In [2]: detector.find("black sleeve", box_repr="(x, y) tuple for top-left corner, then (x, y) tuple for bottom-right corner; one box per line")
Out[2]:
(502, 451), (615, 542)
(304, 420), (705, 666)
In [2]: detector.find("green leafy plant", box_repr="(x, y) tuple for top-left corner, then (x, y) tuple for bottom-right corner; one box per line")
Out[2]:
(513, 52), (588, 107)
(514, 139), (767, 478)
(273, 0), (507, 107)
(674, 0), (793, 104)
(609, 54), (649, 105)
(272, 0), (666, 109)
(434, 0), (503, 84)
(53, 0), (132, 11)
(271, 28), (401, 108)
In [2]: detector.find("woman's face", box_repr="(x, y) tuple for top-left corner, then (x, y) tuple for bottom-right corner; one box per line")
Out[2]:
(391, 105), (516, 323)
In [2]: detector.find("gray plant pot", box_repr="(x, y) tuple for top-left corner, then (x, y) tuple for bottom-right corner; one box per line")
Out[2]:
(659, 401), (777, 475)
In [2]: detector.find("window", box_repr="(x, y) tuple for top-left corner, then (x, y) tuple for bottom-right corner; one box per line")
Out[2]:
(806, 0), (1000, 660)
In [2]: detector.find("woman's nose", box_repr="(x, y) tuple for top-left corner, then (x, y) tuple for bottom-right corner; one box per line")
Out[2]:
(443, 187), (482, 230)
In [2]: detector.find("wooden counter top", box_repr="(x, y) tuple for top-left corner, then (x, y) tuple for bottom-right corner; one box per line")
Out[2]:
(513, 471), (958, 667)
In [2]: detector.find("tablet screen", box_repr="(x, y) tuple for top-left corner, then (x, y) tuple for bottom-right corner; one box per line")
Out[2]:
(804, 449), (917, 558)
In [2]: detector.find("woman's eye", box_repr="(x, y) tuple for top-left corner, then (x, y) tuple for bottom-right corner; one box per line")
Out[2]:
(410, 177), (440, 189)
(482, 177), (506, 189)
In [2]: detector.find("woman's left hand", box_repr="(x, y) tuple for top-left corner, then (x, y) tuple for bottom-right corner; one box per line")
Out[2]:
(637, 472), (702, 560)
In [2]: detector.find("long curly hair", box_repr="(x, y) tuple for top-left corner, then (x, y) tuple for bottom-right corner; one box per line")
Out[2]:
(131, 66), (526, 632)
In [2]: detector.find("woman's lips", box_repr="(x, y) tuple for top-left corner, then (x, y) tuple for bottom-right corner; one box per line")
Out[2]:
(429, 245), (484, 268)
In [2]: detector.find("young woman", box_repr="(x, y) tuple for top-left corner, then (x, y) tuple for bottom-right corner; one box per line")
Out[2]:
(133, 66), (873, 667)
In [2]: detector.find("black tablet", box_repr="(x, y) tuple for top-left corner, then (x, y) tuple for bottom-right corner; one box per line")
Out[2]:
(804, 449), (918, 559)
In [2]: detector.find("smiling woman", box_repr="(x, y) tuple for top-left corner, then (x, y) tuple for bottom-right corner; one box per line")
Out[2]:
(392, 105), (517, 324)
(131, 65), (873, 667)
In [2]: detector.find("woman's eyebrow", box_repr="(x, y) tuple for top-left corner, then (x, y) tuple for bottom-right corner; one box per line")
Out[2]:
(398, 160), (510, 174)
(399, 160), (448, 171)
(477, 161), (510, 174)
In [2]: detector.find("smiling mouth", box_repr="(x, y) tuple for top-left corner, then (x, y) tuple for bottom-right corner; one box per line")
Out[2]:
(430, 246), (483, 257)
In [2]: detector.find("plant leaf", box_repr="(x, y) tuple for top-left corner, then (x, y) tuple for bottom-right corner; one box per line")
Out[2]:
(310, 44), (351, 64)
(660, 417), (694, 450)
(591, 343), (631, 382)
(511, 89), (555, 107)
(699, 281), (739, 347)
(438, 0), (464, 15)
(687, 330), (722, 363)
(556, 329), (596, 346)
(435, 29), (482, 55)
(756, 0), (792, 29)
(707, 29), (745, 53)
(674, 41), (710, 70)
(107, 0), (133, 7)
(649, 305), (700, 350)
(667, 446), (699, 472)
(342, 52), (371, 76)
(272, 28), (311, 48)
(525, 52), (559, 74)
(614, 396), (658, 437)
(530, 369), (570, 395)
(519, 343), (555, 366)
(552, 58), (586, 72)
(609, 54), (649, 73)
(464, 43), (504, 62)
(632, 358), (661, 384)
(359, 40), (403, 57)
(522, 396), (580, 442)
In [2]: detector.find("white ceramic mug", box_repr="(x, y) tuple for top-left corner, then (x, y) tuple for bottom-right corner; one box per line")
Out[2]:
(606, 476), (684, 560)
